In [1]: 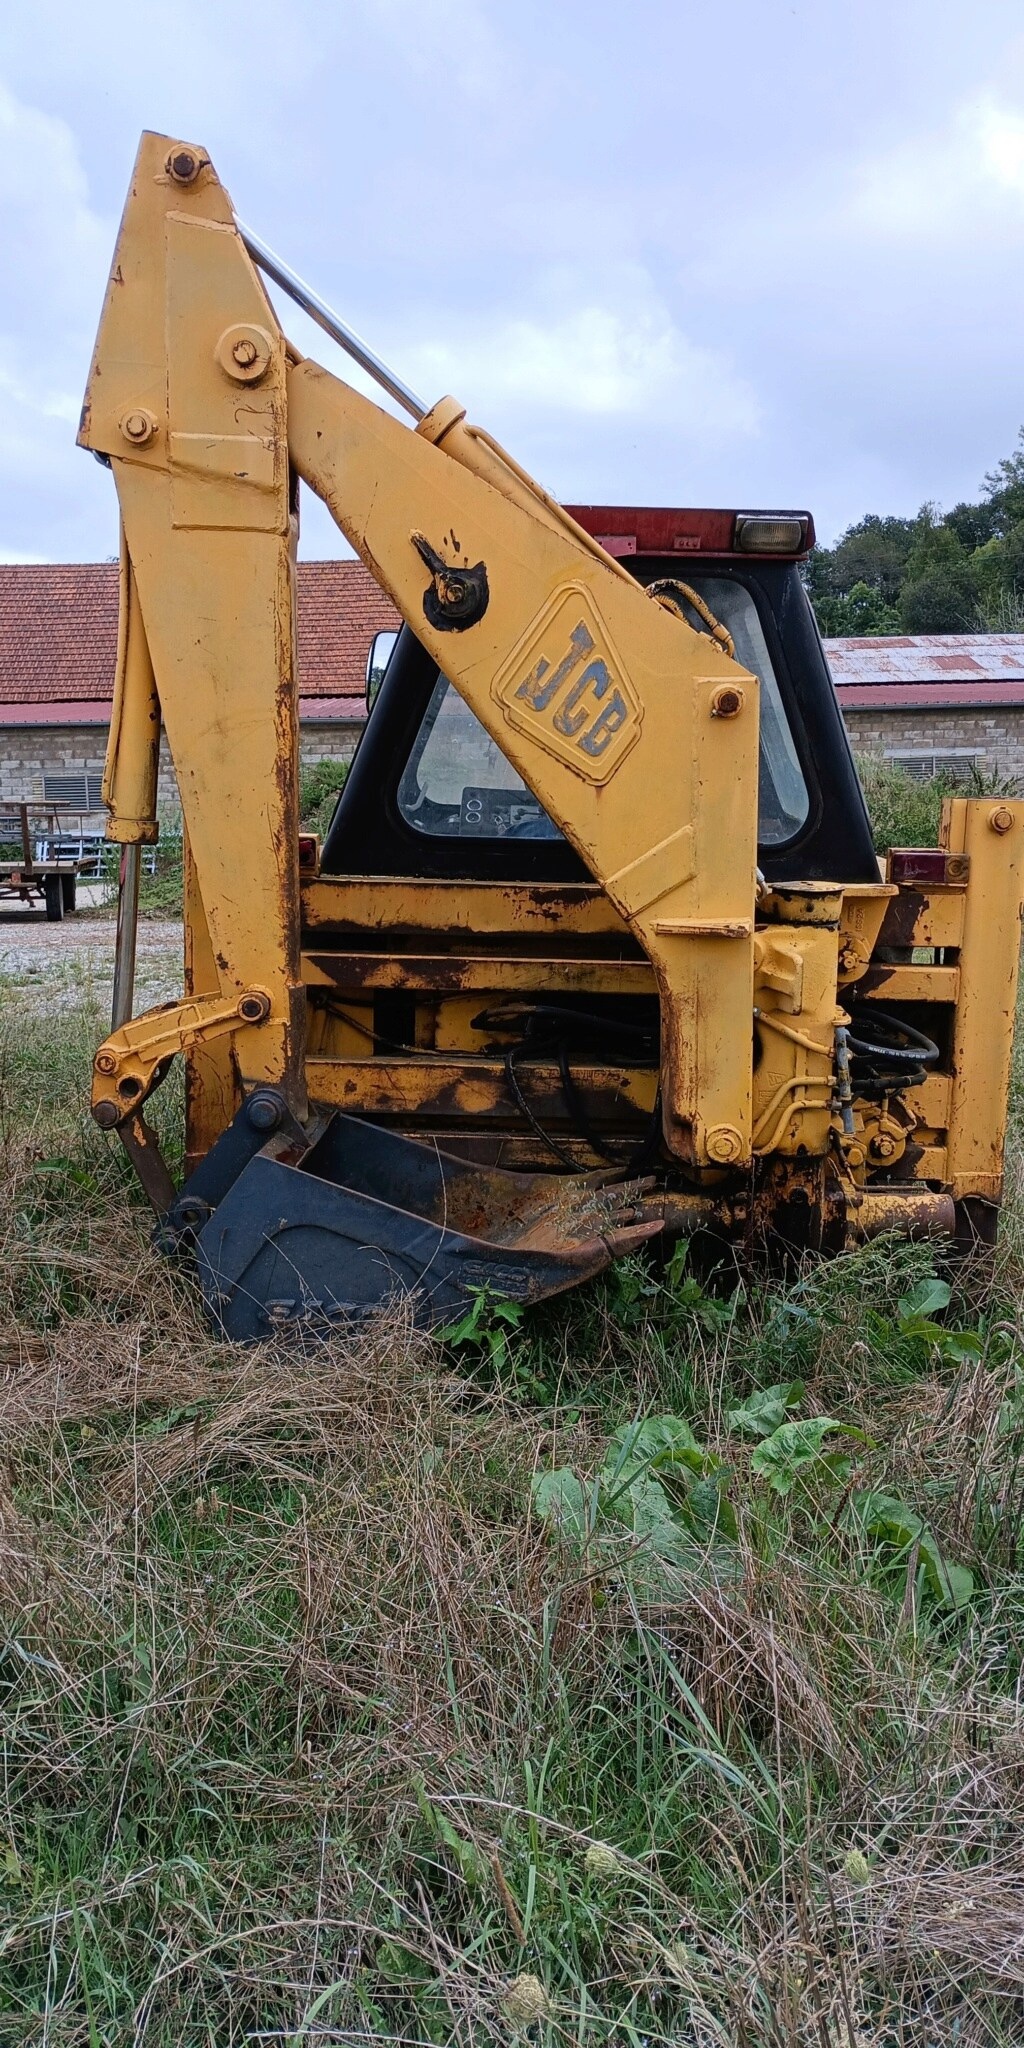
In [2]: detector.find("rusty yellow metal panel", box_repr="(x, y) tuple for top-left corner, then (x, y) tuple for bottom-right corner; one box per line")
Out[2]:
(305, 1057), (658, 1124)
(902, 1072), (953, 1131)
(301, 877), (631, 939)
(752, 926), (838, 1158)
(183, 832), (238, 1167)
(836, 883), (895, 981)
(911, 1146), (949, 1180)
(875, 885), (967, 953)
(857, 965), (960, 1005)
(301, 950), (657, 996)
(943, 798), (1024, 1199)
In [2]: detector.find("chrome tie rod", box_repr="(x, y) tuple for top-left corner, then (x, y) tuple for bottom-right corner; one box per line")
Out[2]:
(237, 221), (427, 422)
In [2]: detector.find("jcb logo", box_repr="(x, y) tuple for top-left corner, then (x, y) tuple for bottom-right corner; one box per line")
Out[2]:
(493, 585), (641, 783)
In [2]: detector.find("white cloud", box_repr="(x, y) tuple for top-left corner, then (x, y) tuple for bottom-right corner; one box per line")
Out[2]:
(0, 364), (80, 425)
(0, 81), (115, 557)
(978, 101), (1024, 190)
(360, 0), (528, 110)
(404, 274), (761, 441)
(3, 4), (1024, 562)
(848, 93), (1024, 238)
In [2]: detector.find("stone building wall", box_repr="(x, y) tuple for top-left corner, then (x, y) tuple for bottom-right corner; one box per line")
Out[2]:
(0, 725), (114, 807)
(297, 724), (363, 771)
(841, 707), (1024, 781)
(6, 704), (1024, 826)
(0, 719), (365, 824)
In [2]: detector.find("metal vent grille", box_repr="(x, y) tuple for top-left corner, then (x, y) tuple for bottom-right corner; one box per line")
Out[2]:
(42, 772), (104, 810)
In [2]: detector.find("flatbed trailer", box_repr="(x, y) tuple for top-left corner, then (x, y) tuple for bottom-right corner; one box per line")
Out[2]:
(0, 803), (83, 920)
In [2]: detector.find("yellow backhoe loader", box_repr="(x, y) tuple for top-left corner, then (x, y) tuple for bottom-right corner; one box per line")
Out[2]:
(78, 133), (1024, 1339)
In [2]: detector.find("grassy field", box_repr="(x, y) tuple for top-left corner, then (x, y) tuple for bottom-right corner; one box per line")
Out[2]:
(2, 936), (1024, 2046)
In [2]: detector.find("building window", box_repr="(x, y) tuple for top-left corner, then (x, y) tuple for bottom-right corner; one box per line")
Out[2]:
(42, 771), (105, 810)
(885, 750), (980, 784)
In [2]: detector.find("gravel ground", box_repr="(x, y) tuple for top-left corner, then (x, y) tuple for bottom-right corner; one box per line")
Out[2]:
(0, 909), (183, 1016)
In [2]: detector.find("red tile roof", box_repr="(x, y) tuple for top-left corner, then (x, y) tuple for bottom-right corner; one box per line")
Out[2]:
(8, 569), (1021, 729)
(296, 560), (399, 702)
(0, 560), (399, 718)
(825, 632), (1024, 711)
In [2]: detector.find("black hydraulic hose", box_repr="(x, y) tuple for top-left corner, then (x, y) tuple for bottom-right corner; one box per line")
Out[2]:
(479, 1002), (661, 1170)
(846, 1007), (940, 1069)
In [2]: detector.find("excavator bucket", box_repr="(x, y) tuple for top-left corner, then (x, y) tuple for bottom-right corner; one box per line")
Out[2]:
(193, 1113), (662, 1341)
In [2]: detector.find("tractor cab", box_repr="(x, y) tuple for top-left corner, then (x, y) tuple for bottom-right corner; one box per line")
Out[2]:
(323, 506), (879, 888)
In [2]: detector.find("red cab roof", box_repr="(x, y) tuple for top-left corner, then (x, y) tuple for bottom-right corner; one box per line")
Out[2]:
(564, 505), (815, 560)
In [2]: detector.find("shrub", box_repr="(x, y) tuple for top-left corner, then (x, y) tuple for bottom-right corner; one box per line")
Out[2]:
(138, 829), (183, 918)
(300, 757), (349, 839)
(855, 758), (952, 851)
(857, 758), (1023, 853)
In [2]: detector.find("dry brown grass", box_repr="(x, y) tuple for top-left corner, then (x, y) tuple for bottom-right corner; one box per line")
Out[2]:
(2, 1015), (1024, 2041)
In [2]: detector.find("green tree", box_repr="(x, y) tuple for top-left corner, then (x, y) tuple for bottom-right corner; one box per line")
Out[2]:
(807, 427), (1024, 638)
(815, 580), (901, 638)
(946, 499), (1000, 552)
(1000, 519), (1024, 591)
(982, 427), (1024, 535)
(806, 513), (916, 606)
(899, 565), (979, 632)
(897, 511), (980, 631)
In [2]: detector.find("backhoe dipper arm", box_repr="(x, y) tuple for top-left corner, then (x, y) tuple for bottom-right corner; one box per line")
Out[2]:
(79, 136), (306, 1130)
(80, 133), (758, 1170)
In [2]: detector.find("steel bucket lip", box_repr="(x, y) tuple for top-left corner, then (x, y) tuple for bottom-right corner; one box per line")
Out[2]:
(294, 1110), (659, 1255)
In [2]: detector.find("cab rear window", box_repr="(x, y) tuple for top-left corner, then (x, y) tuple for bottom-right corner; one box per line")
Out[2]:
(395, 577), (809, 848)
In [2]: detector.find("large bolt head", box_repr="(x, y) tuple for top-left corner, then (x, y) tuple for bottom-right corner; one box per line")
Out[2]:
(705, 1123), (744, 1165)
(215, 324), (273, 385)
(238, 990), (271, 1023)
(711, 686), (745, 719)
(246, 1092), (283, 1133)
(166, 146), (202, 185)
(120, 409), (157, 447)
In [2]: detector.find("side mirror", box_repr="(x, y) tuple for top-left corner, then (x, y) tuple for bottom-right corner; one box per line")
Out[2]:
(366, 629), (399, 709)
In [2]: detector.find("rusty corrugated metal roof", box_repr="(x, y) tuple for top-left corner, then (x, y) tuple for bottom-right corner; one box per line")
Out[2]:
(825, 633), (1024, 710)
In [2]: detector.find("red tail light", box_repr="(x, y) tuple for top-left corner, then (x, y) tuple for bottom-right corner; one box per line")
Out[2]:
(889, 849), (970, 886)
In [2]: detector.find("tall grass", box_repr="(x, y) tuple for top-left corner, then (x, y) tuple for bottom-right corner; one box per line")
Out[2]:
(3, 980), (1024, 2042)
(857, 756), (1024, 854)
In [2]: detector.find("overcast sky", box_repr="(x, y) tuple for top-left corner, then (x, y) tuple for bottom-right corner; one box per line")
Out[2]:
(3, 0), (1024, 562)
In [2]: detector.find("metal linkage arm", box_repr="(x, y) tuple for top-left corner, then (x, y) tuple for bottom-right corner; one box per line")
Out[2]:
(91, 989), (271, 1129)
(78, 133), (308, 1146)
